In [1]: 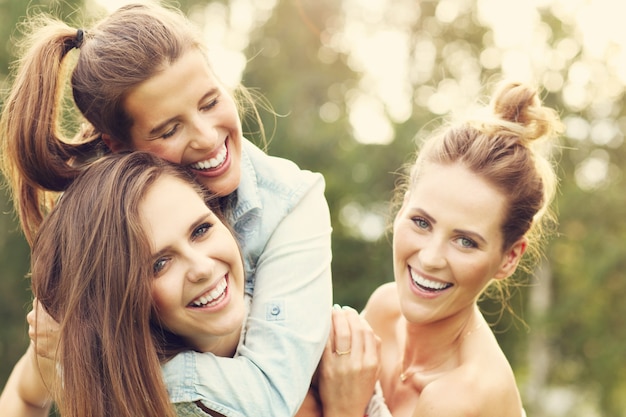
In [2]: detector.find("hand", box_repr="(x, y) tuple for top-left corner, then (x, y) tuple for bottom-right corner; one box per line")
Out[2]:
(317, 305), (381, 417)
(27, 298), (60, 360)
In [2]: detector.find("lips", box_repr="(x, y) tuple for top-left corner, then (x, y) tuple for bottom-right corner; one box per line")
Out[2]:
(409, 268), (453, 292)
(189, 143), (228, 171)
(189, 276), (228, 308)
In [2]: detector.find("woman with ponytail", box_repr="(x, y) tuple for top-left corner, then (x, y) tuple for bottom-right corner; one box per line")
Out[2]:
(1, 3), (331, 416)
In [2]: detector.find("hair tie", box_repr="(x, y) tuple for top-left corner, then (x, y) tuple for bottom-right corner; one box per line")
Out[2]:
(74, 29), (85, 49)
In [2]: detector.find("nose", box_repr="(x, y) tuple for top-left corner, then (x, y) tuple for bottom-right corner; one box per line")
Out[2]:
(418, 237), (447, 271)
(185, 247), (215, 283)
(189, 114), (219, 151)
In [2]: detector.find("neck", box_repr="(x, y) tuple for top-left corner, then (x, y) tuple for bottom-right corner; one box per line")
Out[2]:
(399, 305), (484, 379)
(192, 325), (242, 358)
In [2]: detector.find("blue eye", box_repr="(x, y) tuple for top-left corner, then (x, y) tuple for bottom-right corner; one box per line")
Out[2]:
(458, 237), (477, 248)
(153, 257), (168, 275)
(412, 217), (429, 229)
(192, 222), (212, 240)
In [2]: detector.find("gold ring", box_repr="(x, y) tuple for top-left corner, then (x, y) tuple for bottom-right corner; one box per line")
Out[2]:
(335, 348), (351, 356)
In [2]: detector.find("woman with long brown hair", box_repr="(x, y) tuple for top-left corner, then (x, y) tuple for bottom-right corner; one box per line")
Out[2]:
(1, 152), (247, 417)
(0, 3), (332, 415)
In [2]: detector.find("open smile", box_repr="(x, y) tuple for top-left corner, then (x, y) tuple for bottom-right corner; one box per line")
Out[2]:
(409, 268), (453, 292)
(189, 276), (228, 308)
(189, 143), (228, 171)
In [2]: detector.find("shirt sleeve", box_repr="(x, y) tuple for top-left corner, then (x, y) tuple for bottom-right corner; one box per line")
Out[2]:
(162, 178), (333, 417)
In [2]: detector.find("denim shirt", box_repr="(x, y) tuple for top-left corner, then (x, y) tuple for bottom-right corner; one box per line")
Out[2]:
(162, 139), (333, 416)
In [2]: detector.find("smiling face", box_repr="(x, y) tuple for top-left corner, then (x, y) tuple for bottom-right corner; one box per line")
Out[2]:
(392, 162), (526, 324)
(139, 175), (245, 355)
(123, 49), (243, 196)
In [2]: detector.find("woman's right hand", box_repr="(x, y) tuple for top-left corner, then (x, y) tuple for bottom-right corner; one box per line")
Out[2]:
(26, 298), (60, 360)
(317, 305), (381, 417)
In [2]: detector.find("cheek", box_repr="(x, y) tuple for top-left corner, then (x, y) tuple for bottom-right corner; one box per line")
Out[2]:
(393, 226), (420, 258)
(452, 257), (494, 287)
(223, 97), (242, 122)
(131, 141), (184, 164)
(392, 233), (413, 277)
(218, 233), (243, 271)
(151, 280), (176, 316)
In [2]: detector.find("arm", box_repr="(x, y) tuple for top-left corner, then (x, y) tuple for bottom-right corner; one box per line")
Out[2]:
(162, 179), (333, 416)
(0, 344), (54, 417)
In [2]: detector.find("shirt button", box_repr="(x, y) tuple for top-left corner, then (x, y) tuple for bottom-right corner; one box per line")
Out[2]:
(266, 301), (285, 321)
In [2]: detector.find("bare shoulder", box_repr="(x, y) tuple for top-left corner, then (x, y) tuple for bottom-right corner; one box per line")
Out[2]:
(362, 282), (400, 332)
(413, 353), (523, 417)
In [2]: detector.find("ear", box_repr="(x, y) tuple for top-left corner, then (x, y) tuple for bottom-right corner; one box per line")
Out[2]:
(494, 237), (527, 280)
(102, 133), (128, 153)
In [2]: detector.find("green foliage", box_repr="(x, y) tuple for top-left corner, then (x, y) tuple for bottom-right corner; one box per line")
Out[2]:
(0, 186), (31, 391)
(240, 1), (626, 415)
(1, 0), (624, 416)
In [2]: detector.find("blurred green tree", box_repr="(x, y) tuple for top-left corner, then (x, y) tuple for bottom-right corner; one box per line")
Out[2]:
(239, 1), (626, 416)
(1, 1), (624, 416)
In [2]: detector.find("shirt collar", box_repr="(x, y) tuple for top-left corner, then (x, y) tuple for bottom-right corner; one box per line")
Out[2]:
(230, 139), (262, 221)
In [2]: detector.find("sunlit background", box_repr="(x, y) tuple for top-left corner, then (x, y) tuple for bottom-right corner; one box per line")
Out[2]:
(1, 0), (625, 416)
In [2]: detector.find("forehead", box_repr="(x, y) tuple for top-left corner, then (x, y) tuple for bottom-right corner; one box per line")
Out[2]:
(123, 50), (218, 132)
(408, 162), (507, 233)
(139, 176), (206, 243)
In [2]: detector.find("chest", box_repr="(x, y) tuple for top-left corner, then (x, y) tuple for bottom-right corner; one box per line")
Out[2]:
(380, 362), (447, 417)
(378, 337), (461, 417)
(378, 340), (422, 417)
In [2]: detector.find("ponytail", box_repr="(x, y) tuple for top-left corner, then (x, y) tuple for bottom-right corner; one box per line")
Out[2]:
(1, 16), (100, 244)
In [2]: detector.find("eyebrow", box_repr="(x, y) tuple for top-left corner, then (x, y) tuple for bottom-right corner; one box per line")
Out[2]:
(147, 89), (219, 137)
(412, 208), (488, 245)
(188, 212), (212, 235)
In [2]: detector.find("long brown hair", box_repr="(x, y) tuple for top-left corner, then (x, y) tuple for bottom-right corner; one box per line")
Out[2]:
(31, 152), (213, 417)
(0, 3), (264, 244)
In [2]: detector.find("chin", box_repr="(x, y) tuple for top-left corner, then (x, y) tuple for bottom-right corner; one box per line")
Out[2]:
(201, 174), (240, 197)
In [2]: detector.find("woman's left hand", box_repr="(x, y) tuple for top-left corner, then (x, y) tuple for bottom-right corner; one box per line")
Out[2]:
(317, 305), (381, 417)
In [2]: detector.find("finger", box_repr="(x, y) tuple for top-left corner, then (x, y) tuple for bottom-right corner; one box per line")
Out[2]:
(331, 305), (352, 355)
(321, 321), (335, 363)
(343, 307), (365, 361)
(361, 318), (381, 372)
(26, 298), (38, 326)
(321, 306), (339, 364)
(27, 301), (40, 342)
(28, 323), (35, 341)
(26, 310), (36, 327)
(327, 306), (337, 349)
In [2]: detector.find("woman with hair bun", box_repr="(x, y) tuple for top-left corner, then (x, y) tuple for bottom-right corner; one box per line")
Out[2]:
(304, 81), (562, 417)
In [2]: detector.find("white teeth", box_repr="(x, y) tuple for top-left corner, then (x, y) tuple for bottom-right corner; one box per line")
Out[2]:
(190, 145), (227, 170)
(410, 269), (451, 291)
(191, 278), (227, 307)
